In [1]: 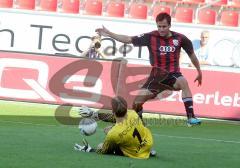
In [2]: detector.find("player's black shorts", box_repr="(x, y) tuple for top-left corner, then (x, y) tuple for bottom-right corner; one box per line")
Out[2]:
(104, 144), (124, 156)
(142, 68), (183, 96)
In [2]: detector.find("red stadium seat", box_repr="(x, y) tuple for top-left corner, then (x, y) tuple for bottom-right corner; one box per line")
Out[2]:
(220, 11), (239, 27)
(106, 1), (124, 17)
(152, 5), (171, 19)
(17, 0), (35, 10)
(161, 0), (182, 3)
(62, 0), (80, 13)
(129, 3), (148, 19)
(62, 0), (80, 14)
(0, 0), (13, 8)
(197, 9), (216, 25)
(182, 0), (205, 5)
(230, 0), (240, 8)
(84, 0), (102, 16)
(40, 0), (57, 12)
(208, 0), (227, 6)
(175, 7), (193, 23)
(106, 1), (125, 17)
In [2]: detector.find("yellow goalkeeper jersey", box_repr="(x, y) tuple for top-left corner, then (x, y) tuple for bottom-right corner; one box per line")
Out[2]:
(100, 110), (153, 159)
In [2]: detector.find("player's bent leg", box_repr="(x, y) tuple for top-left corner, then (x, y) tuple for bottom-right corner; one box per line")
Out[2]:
(173, 76), (191, 96)
(97, 143), (124, 156)
(113, 146), (124, 156)
(133, 89), (155, 119)
(174, 77), (201, 126)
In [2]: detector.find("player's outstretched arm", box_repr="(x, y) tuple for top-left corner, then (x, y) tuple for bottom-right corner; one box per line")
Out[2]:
(95, 26), (132, 44)
(78, 106), (116, 123)
(189, 53), (202, 86)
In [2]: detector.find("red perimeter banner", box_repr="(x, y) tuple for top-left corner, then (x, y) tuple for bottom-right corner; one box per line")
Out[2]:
(0, 51), (239, 120)
(117, 64), (240, 120)
(0, 52), (120, 109)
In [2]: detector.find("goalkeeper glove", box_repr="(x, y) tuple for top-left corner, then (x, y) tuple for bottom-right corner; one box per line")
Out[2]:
(74, 139), (94, 152)
(78, 106), (98, 119)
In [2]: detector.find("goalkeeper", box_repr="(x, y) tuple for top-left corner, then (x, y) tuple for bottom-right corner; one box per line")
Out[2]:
(75, 96), (153, 159)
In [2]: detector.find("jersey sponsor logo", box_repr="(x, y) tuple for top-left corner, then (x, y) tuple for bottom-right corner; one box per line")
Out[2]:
(173, 39), (179, 46)
(159, 46), (176, 52)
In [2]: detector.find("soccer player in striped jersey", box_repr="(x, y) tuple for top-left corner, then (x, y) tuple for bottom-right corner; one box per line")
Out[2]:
(95, 12), (202, 126)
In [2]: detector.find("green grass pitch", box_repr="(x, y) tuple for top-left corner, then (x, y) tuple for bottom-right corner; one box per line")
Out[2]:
(0, 100), (240, 168)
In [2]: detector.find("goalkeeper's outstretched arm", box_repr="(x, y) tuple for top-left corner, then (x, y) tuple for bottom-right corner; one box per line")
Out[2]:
(78, 106), (116, 123)
(98, 112), (116, 123)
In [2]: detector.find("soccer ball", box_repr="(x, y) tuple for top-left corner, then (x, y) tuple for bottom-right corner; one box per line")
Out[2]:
(79, 118), (97, 136)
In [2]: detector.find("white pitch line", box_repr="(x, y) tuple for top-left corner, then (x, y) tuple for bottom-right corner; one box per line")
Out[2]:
(1, 120), (240, 144)
(153, 133), (240, 144)
(0, 120), (64, 127)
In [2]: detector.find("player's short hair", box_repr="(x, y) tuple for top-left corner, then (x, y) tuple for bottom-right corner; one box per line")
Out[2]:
(111, 96), (127, 117)
(155, 12), (171, 25)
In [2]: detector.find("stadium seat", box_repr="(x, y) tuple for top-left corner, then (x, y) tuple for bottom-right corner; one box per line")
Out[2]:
(106, 1), (125, 17)
(208, 0), (227, 6)
(175, 7), (193, 23)
(40, 0), (57, 12)
(152, 5), (171, 19)
(62, 0), (80, 14)
(17, 0), (35, 10)
(181, 0), (205, 5)
(161, 0), (182, 3)
(230, 0), (240, 8)
(220, 11), (239, 27)
(84, 0), (102, 16)
(0, 0), (13, 8)
(129, 3), (148, 19)
(197, 9), (216, 25)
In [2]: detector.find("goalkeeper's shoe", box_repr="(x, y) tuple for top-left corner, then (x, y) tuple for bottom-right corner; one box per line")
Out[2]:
(74, 139), (94, 152)
(78, 106), (98, 119)
(187, 118), (201, 127)
(150, 149), (157, 157)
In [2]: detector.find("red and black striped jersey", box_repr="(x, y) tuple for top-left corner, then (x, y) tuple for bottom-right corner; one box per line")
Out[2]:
(132, 31), (194, 72)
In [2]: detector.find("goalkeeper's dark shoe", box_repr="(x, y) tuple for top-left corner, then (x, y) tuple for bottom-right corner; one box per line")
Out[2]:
(187, 118), (201, 127)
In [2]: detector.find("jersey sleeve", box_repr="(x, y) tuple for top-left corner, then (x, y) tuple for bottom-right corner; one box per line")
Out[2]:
(181, 35), (194, 56)
(131, 33), (151, 47)
(98, 112), (116, 123)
